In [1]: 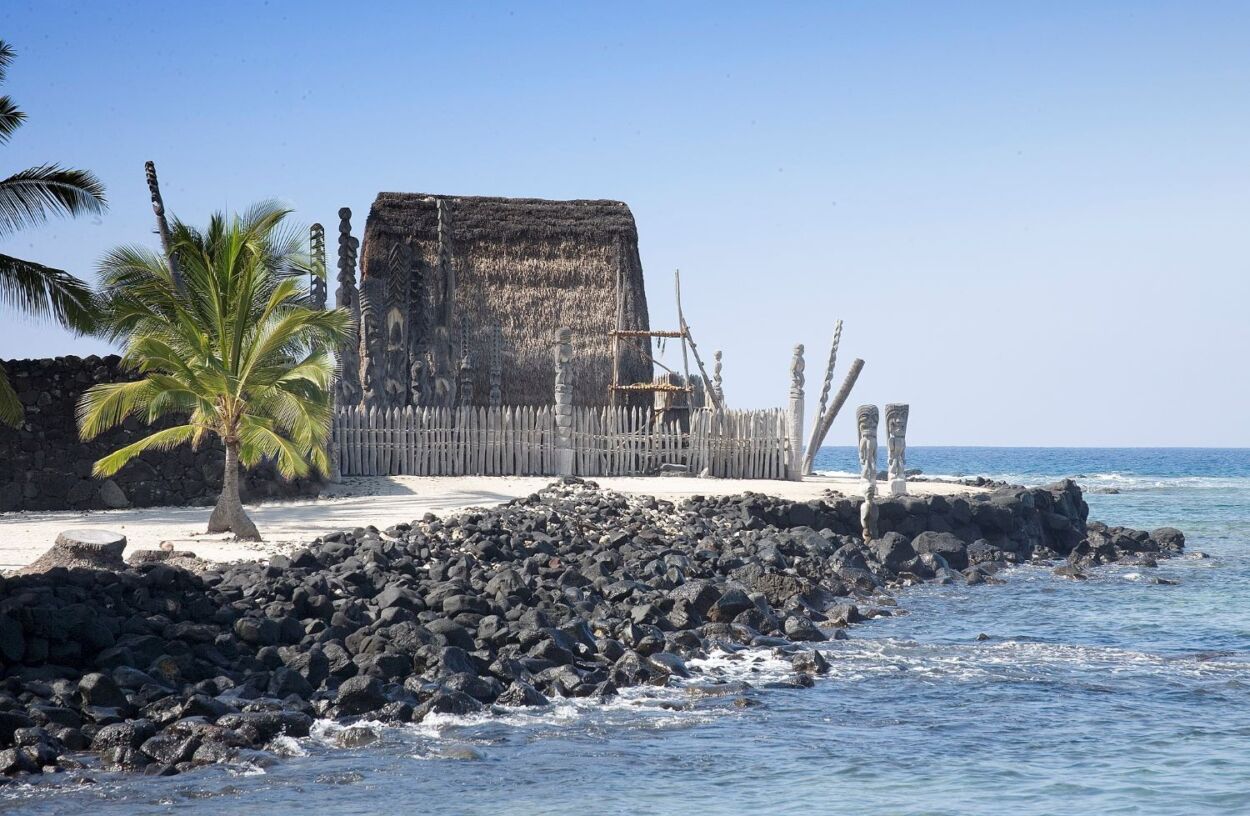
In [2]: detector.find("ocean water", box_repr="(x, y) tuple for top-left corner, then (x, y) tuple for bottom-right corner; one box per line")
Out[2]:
(5, 448), (1249, 816)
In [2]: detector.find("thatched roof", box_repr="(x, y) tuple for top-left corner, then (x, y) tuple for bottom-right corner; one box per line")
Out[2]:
(358, 193), (651, 406)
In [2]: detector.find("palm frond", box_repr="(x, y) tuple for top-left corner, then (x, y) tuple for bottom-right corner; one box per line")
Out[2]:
(0, 96), (25, 144)
(92, 424), (199, 477)
(0, 252), (98, 334)
(252, 381), (332, 443)
(76, 378), (160, 440)
(0, 365), (22, 427)
(123, 336), (209, 392)
(0, 164), (107, 236)
(238, 415), (313, 479)
(239, 200), (293, 243)
(0, 41), (15, 83)
(272, 348), (336, 389)
(236, 308), (340, 389)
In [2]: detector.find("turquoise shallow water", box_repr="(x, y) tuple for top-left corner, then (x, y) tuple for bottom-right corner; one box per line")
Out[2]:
(5, 448), (1248, 816)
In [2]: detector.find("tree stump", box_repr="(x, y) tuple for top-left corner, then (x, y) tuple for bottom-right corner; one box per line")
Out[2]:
(19, 529), (127, 574)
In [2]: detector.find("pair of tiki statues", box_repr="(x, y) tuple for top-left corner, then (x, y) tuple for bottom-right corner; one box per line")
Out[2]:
(856, 403), (909, 541)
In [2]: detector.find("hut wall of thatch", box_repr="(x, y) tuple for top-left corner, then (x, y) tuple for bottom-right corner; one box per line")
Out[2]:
(358, 193), (652, 407)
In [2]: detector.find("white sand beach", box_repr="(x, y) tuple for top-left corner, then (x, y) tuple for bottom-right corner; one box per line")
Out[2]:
(0, 474), (981, 571)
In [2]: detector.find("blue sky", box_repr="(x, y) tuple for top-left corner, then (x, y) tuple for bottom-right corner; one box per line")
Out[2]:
(2, 1), (1247, 445)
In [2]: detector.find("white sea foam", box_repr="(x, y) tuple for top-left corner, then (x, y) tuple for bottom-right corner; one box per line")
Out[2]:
(268, 734), (307, 757)
(822, 636), (1250, 687)
(293, 644), (807, 761)
(813, 468), (1250, 492)
(299, 633), (1246, 760)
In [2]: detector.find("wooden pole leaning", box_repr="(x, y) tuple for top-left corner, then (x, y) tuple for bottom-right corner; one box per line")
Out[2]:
(802, 357), (865, 475)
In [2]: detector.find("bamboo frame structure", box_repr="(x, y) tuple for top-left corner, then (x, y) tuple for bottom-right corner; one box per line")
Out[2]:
(608, 270), (722, 411)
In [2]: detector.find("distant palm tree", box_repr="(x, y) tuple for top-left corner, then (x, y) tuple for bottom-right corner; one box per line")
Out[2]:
(78, 202), (351, 540)
(0, 40), (108, 425)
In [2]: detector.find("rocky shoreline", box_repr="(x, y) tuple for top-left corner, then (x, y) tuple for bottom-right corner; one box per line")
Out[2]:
(0, 478), (1184, 782)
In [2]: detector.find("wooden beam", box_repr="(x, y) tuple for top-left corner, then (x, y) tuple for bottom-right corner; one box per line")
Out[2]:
(611, 329), (686, 338)
(802, 357), (865, 475)
(673, 270), (723, 411)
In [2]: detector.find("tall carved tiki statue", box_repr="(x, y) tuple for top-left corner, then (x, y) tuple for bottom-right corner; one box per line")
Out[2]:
(712, 350), (724, 409)
(309, 223), (327, 310)
(457, 318), (474, 407)
(553, 327), (574, 476)
(334, 208), (362, 407)
(408, 356), (425, 407)
(787, 344), (805, 480)
(144, 162), (173, 254)
(382, 242), (413, 408)
(885, 403), (910, 497)
(429, 198), (456, 408)
(488, 325), (503, 407)
(359, 282), (379, 407)
(857, 404), (880, 541)
(856, 404), (879, 491)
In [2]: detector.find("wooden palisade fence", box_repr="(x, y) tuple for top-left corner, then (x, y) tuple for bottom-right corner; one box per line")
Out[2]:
(333, 406), (557, 477)
(333, 405), (790, 479)
(689, 407), (790, 480)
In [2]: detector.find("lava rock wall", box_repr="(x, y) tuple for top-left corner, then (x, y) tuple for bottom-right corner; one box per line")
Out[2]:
(0, 356), (320, 512)
(737, 479), (1091, 560)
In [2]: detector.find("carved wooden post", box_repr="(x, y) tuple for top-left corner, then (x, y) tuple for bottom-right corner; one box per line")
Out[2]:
(885, 403), (910, 496)
(813, 321), (842, 422)
(787, 344), (805, 480)
(856, 404), (879, 493)
(554, 327), (575, 476)
(805, 320), (842, 461)
(488, 325), (503, 407)
(802, 357), (864, 476)
(857, 404), (880, 541)
(383, 244), (411, 409)
(433, 198), (457, 408)
(308, 222), (337, 480)
(712, 350), (724, 409)
(335, 208), (362, 408)
(451, 318), (471, 407)
(457, 356), (475, 406)
(359, 282), (379, 407)
(144, 160), (181, 290)
(309, 223), (327, 310)
(408, 355), (424, 408)
(457, 319), (475, 407)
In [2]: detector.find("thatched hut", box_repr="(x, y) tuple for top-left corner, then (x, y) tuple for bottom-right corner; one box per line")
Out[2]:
(357, 193), (652, 407)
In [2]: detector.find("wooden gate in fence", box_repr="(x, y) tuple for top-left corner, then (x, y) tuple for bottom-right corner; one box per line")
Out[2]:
(333, 405), (790, 479)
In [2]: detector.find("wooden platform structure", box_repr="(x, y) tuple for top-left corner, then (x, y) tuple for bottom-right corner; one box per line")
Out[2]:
(608, 271), (721, 413)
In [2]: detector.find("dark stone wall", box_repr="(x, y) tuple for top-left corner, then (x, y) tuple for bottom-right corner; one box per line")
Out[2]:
(738, 479), (1091, 559)
(0, 355), (321, 513)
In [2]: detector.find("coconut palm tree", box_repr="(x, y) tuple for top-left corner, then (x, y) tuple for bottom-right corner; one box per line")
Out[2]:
(77, 202), (351, 540)
(0, 40), (108, 425)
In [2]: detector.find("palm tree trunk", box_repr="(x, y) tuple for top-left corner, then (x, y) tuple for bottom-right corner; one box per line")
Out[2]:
(208, 440), (261, 540)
